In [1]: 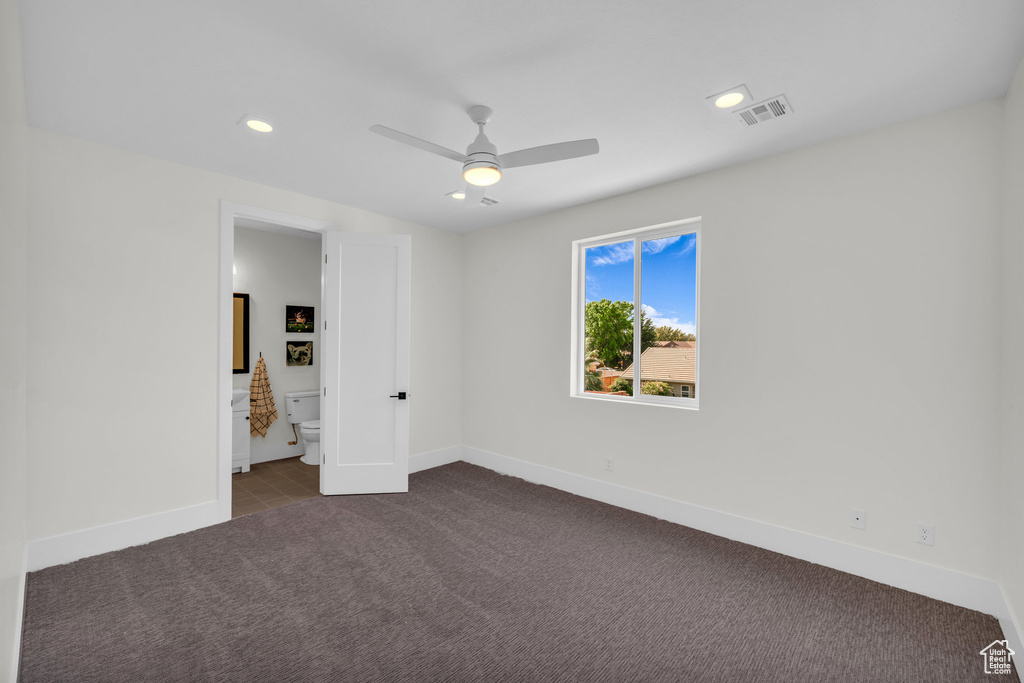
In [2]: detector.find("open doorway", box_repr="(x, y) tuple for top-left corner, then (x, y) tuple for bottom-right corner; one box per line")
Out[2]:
(218, 203), (412, 520)
(231, 219), (322, 517)
(218, 203), (334, 522)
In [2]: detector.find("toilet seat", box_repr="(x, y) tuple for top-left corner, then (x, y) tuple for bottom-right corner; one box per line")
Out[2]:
(300, 420), (320, 431)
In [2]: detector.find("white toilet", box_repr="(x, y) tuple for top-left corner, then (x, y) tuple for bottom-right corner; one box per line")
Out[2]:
(284, 390), (321, 466)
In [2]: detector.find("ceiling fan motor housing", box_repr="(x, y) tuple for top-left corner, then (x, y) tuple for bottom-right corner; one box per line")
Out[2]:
(463, 128), (501, 185)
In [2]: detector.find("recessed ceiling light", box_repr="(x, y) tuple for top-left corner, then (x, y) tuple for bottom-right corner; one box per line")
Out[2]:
(715, 92), (745, 108)
(706, 84), (753, 112)
(451, 191), (466, 200)
(246, 118), (273, 133)
(239, 114), (273, 133)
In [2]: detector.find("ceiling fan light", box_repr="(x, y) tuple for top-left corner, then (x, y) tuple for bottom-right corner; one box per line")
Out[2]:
(463, 164), (501, 187)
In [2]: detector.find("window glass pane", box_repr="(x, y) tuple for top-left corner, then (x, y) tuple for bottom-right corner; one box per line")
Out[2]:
(583, 240), (635, 395)
(639, 233), (698, 399)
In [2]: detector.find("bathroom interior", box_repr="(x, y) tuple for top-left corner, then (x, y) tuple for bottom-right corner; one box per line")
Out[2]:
(231, 218), (323, 518)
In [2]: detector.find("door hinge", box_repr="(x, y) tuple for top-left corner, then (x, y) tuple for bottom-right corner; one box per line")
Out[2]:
(324, 254), (327, 263)
(323, 387), (326, 396)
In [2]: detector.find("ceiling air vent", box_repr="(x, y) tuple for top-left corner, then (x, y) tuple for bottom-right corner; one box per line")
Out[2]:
(479, 197), (499, 207)
(734, 95), (792, 127)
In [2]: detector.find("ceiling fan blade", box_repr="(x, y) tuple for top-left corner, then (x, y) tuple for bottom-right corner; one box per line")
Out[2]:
(497, 138), (599, 169)
(368, 125), (466, 163)
(462, 183), (486, 209)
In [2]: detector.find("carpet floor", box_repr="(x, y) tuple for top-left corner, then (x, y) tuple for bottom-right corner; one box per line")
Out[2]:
(19, 462), (1017, 682)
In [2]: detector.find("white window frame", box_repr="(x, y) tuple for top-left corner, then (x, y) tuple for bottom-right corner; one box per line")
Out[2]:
(570, 217), (701, 410)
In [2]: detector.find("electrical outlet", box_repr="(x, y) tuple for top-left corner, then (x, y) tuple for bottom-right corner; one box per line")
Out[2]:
(849, 508), (866, 530)
(605, 456), (614, 472)
(916, 523), (934, 546)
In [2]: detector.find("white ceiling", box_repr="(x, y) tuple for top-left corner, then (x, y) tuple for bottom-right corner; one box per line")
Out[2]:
(17, 0), (1024, 233)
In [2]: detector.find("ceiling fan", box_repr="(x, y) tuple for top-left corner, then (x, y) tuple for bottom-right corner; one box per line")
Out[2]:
(369, 105), (599, 205)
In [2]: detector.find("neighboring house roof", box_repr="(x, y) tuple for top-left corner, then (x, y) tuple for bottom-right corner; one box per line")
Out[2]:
(653, 340), (695, 348)
(620, 346), (696, 384)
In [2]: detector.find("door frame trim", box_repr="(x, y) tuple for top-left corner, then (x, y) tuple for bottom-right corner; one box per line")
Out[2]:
(218, 201), (336, 522)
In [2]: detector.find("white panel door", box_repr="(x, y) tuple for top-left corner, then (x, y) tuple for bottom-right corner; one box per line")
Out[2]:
(321, 231), (410, 494)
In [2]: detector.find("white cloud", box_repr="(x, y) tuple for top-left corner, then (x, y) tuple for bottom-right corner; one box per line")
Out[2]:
(642, 304), (695, 335)
(588, 242), (634, 266)
(589, 233), (696, 266)
(641, 235), (681, 254)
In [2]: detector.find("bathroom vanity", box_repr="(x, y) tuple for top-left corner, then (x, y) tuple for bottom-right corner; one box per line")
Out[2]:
(231, 389), (251, 473)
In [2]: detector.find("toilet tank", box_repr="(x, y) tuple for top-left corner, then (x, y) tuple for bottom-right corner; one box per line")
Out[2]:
(284, 390), (320, 425)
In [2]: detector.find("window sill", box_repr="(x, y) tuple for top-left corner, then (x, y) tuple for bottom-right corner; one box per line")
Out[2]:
(573, 391), (699, 411)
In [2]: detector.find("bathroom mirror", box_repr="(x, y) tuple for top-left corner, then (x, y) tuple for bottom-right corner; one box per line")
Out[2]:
(233, 293), (250, 374)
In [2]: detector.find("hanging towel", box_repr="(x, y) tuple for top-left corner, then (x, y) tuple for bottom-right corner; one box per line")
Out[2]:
(249, 356), (278, 438)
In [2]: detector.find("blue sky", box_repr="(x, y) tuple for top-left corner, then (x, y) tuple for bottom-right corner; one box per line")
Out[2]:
(585, 234), (697, 334)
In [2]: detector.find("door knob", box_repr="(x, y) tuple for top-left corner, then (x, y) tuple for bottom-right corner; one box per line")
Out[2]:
(389, 392), (407, 400)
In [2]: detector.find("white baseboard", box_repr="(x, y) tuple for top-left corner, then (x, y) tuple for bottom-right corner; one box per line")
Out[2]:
(27, 501), (220, 572)
(8, 555), (26, 683)
(249, 441), (304, 464)
(409, 445), (463, 473)
(460, 445), (1022, 651)
(998, 585), (1024, 665)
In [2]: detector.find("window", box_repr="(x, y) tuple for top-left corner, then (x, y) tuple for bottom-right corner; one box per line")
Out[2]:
(571, 219), (700, 408)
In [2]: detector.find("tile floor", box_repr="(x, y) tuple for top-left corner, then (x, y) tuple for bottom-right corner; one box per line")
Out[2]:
(231, 456), (321, 518)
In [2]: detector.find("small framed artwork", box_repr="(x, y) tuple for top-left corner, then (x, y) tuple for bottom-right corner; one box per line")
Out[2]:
(286, 305), (315, 333)
(286, 341), (313, 366)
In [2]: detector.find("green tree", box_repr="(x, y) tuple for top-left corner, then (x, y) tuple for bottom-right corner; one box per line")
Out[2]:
(585, 299), (658, 369)
(639, 311), (657, 352)
(585, 299), (633, 368)
(654, 325), (696, 342)
(584, 370), (605, 392)
(609, 377), (633, 394)
(640, 381), (673, 396)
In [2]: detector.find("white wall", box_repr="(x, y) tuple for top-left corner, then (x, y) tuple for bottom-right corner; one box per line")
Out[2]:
(25, 128), (463, 542)
(999, 54), (1024, 645)
(232, 226), (321, 463)
(0, 0), (29, 678)
(463, 99), (1004, 580)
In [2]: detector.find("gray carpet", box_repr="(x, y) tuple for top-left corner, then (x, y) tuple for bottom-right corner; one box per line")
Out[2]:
(19, 462), (1017, 682)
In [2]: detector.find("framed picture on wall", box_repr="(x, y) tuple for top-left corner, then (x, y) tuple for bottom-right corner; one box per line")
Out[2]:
(286, 341), (313, 366)
(286, 305), (315, 333)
